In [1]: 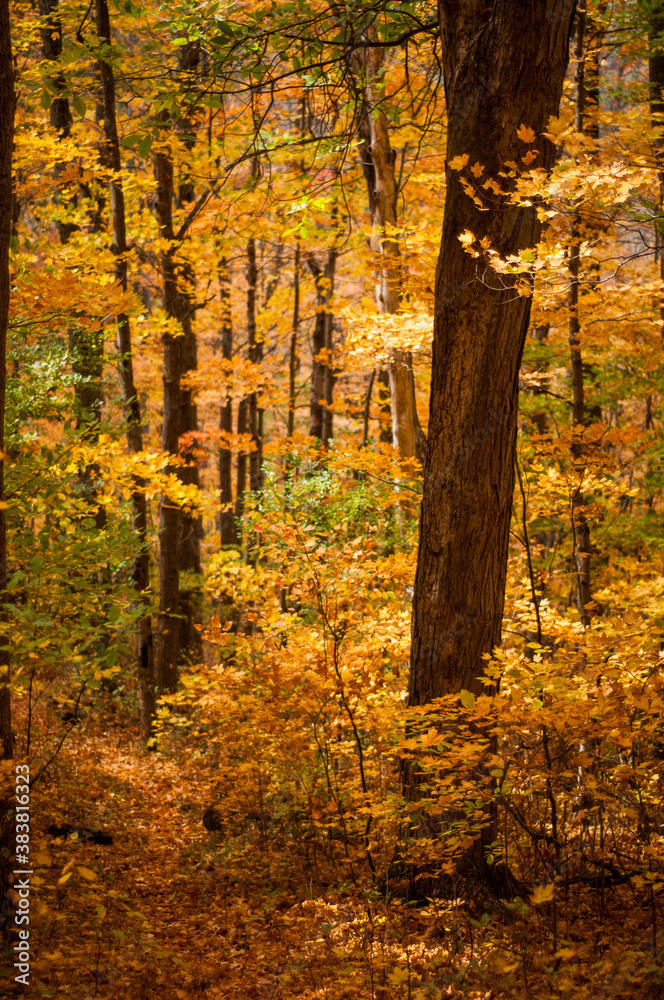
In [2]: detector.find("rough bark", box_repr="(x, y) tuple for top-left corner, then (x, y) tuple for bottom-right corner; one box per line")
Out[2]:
(409, 0), (574, 710)
(0, 0), (12, 936)
(218, 257), (236, 546)
(95, 0), (154, 735)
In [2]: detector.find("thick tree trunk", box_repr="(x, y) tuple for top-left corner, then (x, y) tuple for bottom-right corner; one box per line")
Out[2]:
(95, 0), (154, 735)
(409, 1), (574, 713)
(306, 250), (336, 446)
(218, 258), (236, 546)
(0, 0), (13, 936)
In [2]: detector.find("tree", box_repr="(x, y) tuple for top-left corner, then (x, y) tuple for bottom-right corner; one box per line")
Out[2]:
(0, 0), (12, 934)
(407, 0), (575, 770)
(355, 44), (425, 464)
(95, 0), (155, 736)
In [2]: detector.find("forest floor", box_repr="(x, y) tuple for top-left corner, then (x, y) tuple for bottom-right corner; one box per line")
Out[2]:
(3, 702), (661, 1000)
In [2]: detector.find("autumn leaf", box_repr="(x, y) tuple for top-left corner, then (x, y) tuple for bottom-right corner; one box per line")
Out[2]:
(449, 153), (469, 170)
(77, 866), (97, 881)
(517, 124), (536, 142)
(530, 883), (555, 905)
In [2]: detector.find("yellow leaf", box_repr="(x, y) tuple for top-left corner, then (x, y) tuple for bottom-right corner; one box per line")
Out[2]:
(530, 882), (554, 905)
(449, 154), (469, 171)
(517, 124), (536, 143)
(58, 871), (73, 885)
(458, 230), (475, 248)
(459, 689), (475, 709)
(77, 866), (97, 881)
(470, 161), (484, 177)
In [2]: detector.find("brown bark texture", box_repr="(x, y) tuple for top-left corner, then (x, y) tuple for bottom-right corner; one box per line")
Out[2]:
(408, 0), (575, 713)
(95, 0), (155, 734)
(0, 0), (13, 935)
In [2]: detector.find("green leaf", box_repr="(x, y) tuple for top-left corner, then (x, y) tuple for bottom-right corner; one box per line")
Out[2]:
(120, 133), (142, 148)
(72, 93), (86, 118)
(40, 90), (51, 110)
(29, 557), (43, 575)
(138, 135), (152, 157)
(108, 605), (120, 624)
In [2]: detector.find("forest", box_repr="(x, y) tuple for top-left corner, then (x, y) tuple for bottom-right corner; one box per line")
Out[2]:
(2, 0), (664, 995)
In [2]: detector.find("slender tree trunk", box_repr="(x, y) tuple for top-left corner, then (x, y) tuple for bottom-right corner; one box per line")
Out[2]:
(177, 287), (202, 661)
(651, 2), (664, 346)
(0, 0), (13, 936)
(235, 397), (249, 528)
(377, 368), (392, 444)
(306, 250), (336, 446)
(154, 145), (181, 694)
(288, 244), (300, 438)
(569, 9), (595, 627)
(408, 0), (574, 786)
(95, 0), (154, 734)
(247, 237), (264, 491)
(218, 257), (236, 546)
(357, 46), (424, 463)
(40, 0), (104, 494)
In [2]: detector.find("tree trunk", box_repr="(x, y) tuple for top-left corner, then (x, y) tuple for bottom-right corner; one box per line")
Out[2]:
(0, 0), (13, 936)
(218, 257), (236, 546)
(288, 244), (300, 438)
(306, 249), (336, 446)
(408, 0), (574, 721)
(247, 237), (264, 492)
(40, 0), (104, 490)
(357, 46), (424, 463)
(95, 0), (154, 735)
(177, 285), (202, 661)
(154, 146), (181, 694)
(377, 368), (392, 444)
(651, 2), (664, 345)
(569, 9), (597, 627)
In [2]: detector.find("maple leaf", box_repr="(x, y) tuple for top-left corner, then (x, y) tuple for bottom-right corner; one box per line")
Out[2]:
(449, 153), (469, 170)
(517, 124), (536, 142)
